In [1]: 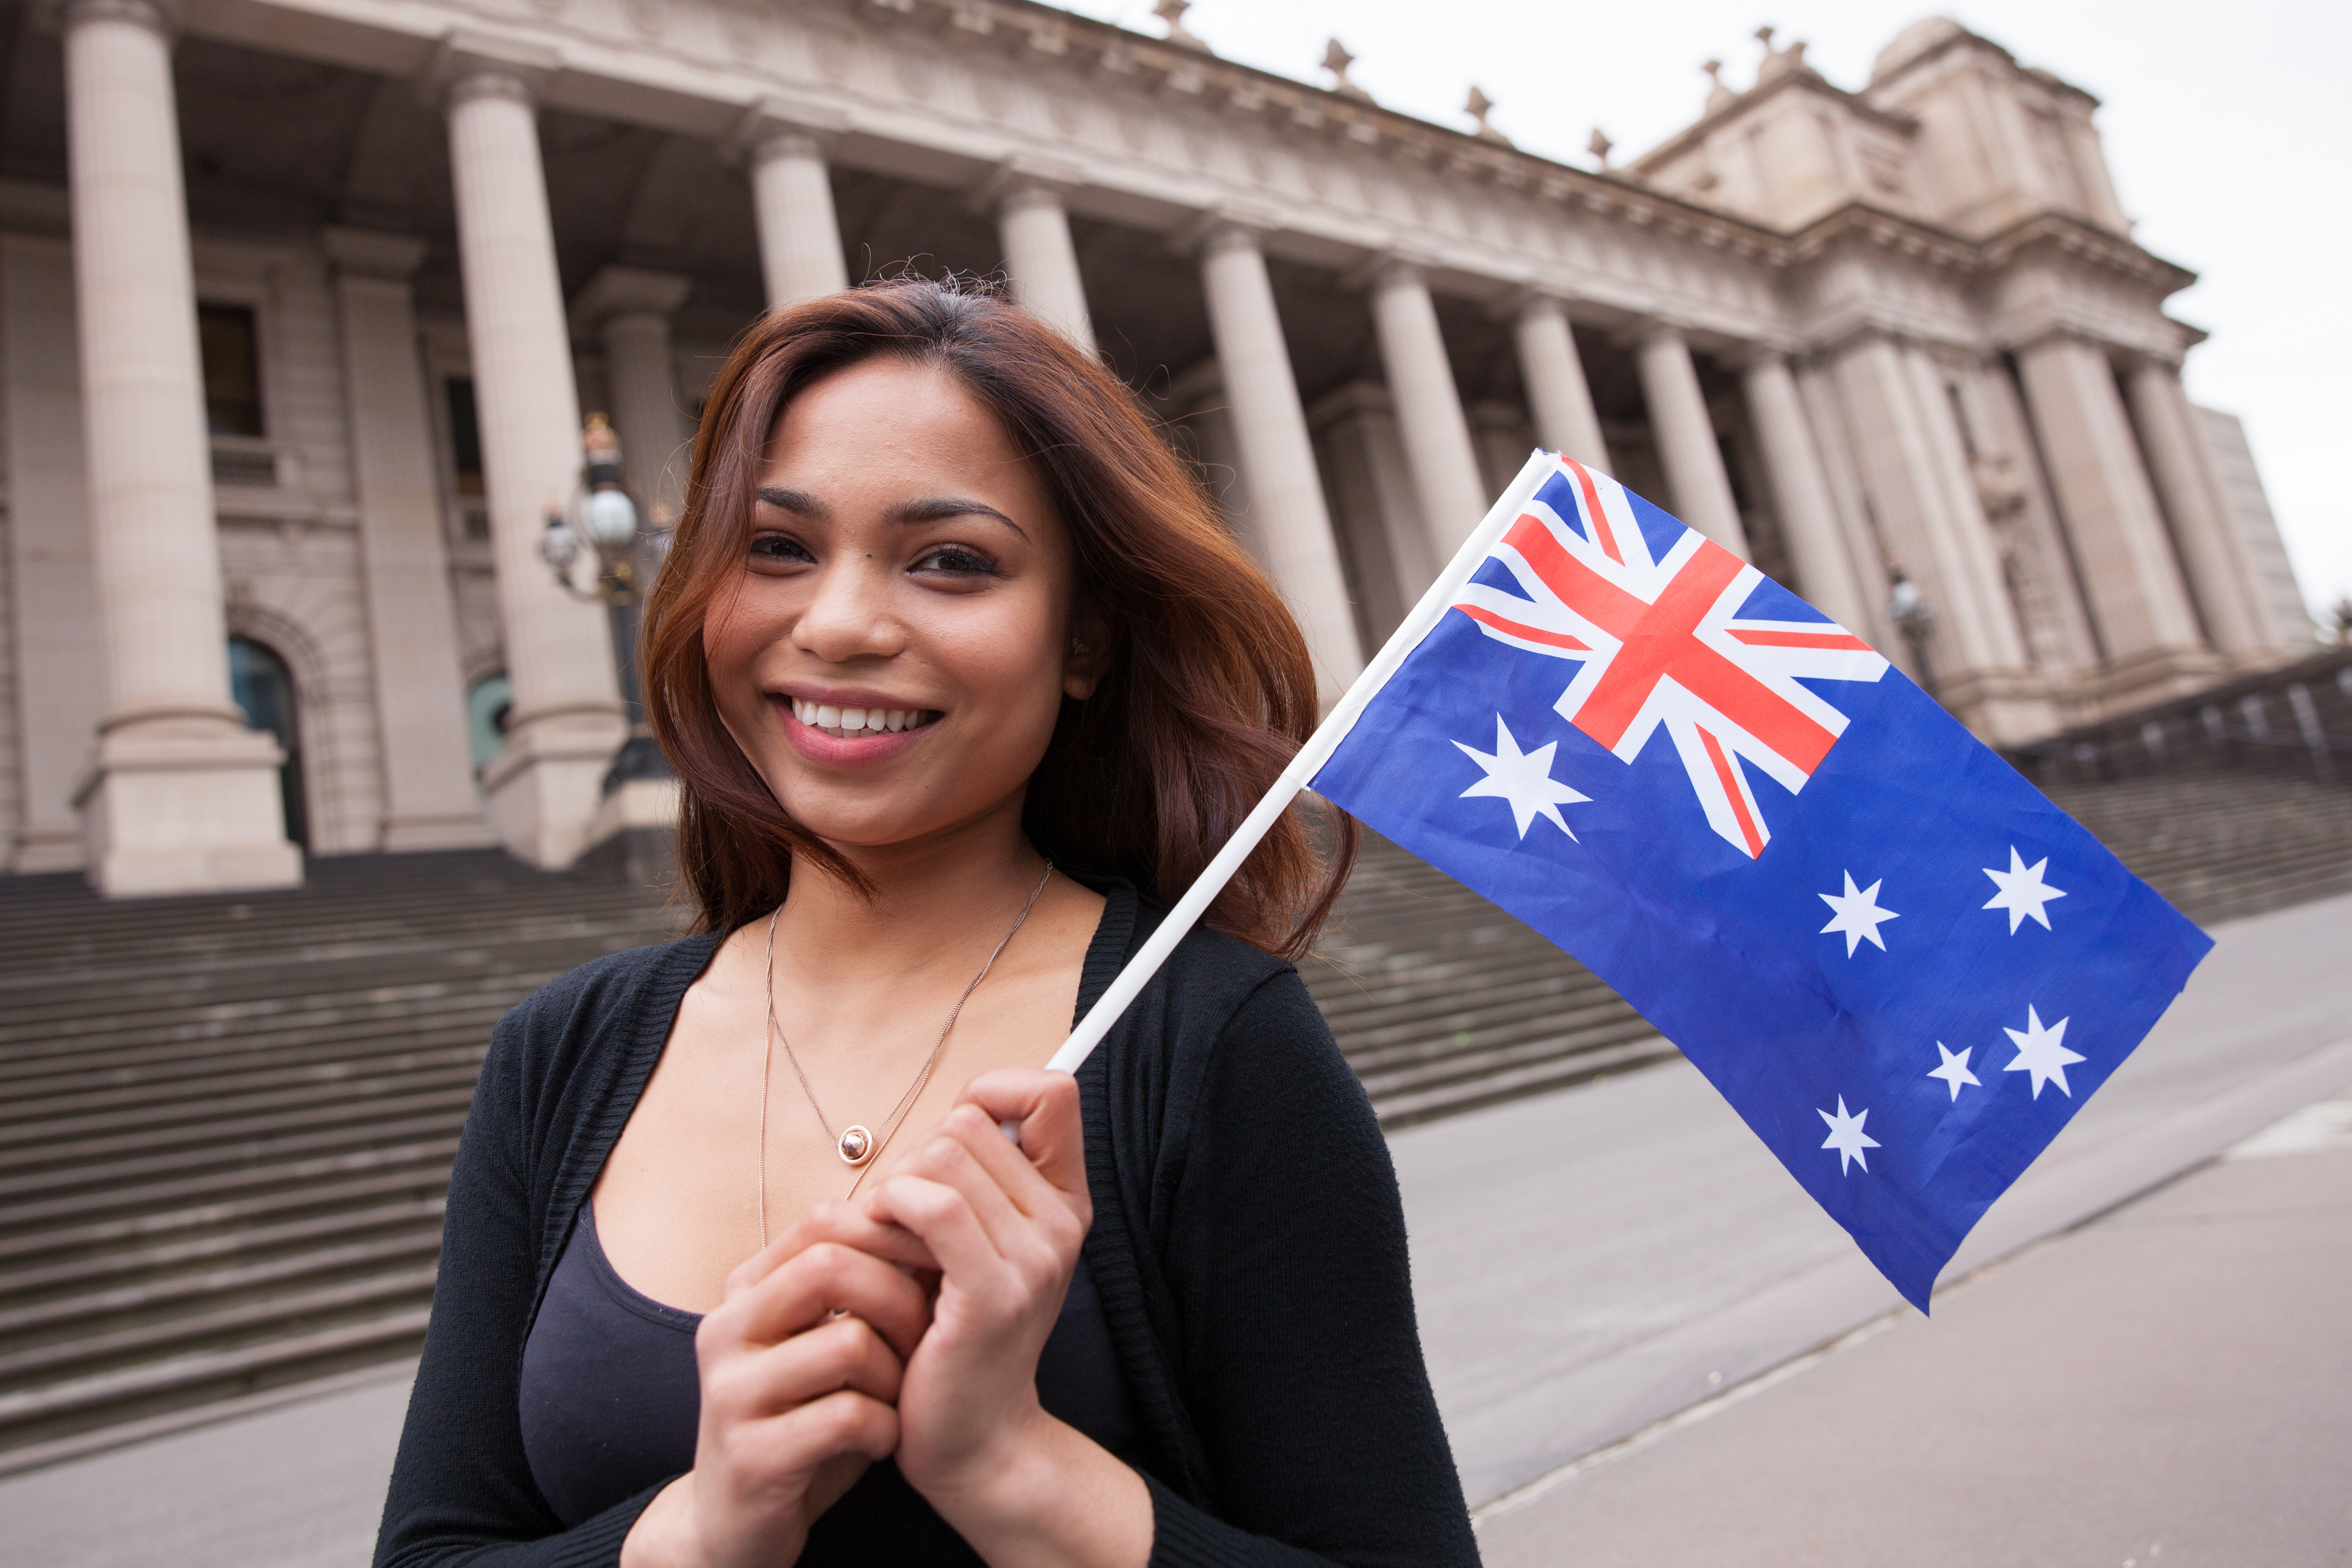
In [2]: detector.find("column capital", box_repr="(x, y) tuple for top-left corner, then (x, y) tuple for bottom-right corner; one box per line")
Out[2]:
(322, 226), (428, 282)
(721, 94), (852, 169)
(424, 31), (559, 113)
(1167, 203), (1286, 258)
(570, 265), (693, 332)
(1343, 248), (1441, 295)
(971, 155), (1088, 216)
(53, 0), (180, 41)
(2001, 322), (2121, 363)
(1502, 289), (1567, 326)
(2120, 346), (2188, 376)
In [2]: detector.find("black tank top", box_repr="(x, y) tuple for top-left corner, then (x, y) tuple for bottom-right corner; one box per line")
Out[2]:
(518, 1203), (1141, 1558)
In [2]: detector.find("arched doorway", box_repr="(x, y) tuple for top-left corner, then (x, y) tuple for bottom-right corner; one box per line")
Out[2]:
(228, 635), (309, 849)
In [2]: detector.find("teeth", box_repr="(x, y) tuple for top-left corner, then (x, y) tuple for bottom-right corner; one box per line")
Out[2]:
(788, 701), (938, 740)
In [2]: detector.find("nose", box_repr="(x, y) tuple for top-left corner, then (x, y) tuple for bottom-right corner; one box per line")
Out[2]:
(791, 553), (905, 665)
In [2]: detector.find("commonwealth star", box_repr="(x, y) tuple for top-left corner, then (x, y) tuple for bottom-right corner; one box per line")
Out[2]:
(2002, 1006), (2084, 1099)
(1454, 715), (1591, 840)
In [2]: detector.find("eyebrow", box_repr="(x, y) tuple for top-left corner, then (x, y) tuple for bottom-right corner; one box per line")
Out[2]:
(755, 486), (1029, 542)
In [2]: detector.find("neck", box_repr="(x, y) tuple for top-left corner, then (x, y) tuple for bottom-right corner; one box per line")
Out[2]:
(774, 795), (1049, 986)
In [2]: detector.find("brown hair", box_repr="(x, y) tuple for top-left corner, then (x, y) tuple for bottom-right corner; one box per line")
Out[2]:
(640, 277), (1356, 959)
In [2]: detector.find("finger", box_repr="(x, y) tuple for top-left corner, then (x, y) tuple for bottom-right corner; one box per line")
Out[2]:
(955, 1069), (1088, 1206)
(883, 1121), (1032, 1256)
(859, 1173), (1014, 1295)
(724, 1200), (937, 1300)
(713, 1241), (933, 1360)
(721, 1388), (901, 1480)
(705, 1310), (906, 1422)
(933, 1101), (1080, 1231)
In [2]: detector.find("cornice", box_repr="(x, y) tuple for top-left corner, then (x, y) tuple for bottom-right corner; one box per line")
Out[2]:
(853, 0), (1790, 257)
(1976, 212), (2193, 293)
(1629, 65), (1916, 175)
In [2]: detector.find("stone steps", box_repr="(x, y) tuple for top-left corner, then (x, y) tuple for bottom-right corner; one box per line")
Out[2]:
(0, 765), (2345, 1469)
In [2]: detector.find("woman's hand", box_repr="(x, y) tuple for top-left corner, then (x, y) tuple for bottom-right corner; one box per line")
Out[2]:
(621, 1203), (936, 1568)
(863, 1070), (1151, 1567)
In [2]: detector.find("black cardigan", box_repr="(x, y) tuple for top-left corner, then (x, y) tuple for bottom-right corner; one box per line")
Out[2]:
(373, 884), (1479, 1568)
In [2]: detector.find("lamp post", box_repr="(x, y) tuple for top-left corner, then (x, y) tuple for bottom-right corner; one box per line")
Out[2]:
(539, 414), (671, 791)
(1887, 564), (1937, 701)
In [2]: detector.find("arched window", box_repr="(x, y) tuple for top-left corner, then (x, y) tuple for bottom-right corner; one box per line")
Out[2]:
(228, 635), (308, 849)
(466, 673), (513, 774)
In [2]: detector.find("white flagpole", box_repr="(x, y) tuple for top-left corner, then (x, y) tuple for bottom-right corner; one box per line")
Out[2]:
(1034, 449), (1558, 1084)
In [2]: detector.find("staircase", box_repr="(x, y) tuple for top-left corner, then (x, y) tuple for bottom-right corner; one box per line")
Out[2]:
(1302, 838), (1671, 1129)
(0, 853), (681, 1474)
(2037, 772), (2352, 924)
(1, 767), (2348, 1472)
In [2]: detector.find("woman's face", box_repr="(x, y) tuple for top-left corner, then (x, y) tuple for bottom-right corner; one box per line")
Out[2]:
(702, 355), (1096, 856)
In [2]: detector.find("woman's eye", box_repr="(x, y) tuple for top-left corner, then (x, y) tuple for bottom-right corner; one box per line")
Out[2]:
(912, 545), (999, 578)
(749, 534), (814, 566)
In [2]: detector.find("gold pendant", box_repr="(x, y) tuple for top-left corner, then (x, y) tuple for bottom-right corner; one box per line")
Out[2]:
(838, 1125), (875, 1166)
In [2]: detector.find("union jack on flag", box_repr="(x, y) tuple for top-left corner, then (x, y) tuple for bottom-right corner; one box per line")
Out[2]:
(1451, 458), (1888, 858)
(1309, 452), (2208, 1310)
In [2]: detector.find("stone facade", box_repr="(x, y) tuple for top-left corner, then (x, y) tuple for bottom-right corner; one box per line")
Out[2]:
(0, 1), (2311, 892)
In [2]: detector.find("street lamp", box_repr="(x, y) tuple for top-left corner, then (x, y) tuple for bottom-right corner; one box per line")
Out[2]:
(539, 413), (671, 791)
(1887, 565), (1937, 700)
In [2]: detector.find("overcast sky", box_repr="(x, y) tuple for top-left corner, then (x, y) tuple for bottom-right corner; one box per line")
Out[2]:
(1065, 1), (2350, 625)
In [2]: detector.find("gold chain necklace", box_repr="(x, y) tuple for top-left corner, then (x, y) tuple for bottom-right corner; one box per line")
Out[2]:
(757, 860), (1054, 1244)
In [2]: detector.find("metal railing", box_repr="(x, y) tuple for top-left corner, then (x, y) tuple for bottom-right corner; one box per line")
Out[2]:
(2006, 648), (2352, 790)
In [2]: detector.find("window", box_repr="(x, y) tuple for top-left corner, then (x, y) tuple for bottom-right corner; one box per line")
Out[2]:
(198, 304), (264, 437)
(228, 635), (308, 848)
(466, 672), (513, 772)
(446, 377), (486, 497)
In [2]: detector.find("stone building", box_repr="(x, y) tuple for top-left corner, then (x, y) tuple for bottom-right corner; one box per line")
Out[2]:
(0, 0), (2311, 894)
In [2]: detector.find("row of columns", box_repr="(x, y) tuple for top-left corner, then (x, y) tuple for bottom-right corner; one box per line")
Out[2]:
(50, 0), (2282, 892)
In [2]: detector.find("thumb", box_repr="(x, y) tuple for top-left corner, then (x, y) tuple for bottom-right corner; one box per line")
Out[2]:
(957, 1068), (1087, 1203)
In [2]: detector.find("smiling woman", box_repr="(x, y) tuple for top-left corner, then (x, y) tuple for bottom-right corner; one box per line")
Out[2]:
(373, 279), (1477, 1568)
(644, 279), (1344, 953)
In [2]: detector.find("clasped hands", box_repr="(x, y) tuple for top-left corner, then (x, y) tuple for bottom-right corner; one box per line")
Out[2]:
(622, 1069), (1107, 1568)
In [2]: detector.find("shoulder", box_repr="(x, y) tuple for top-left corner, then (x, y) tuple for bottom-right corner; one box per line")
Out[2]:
(475, 931), (723, 1147)
(497, 933), (720, 1049)
(1092, 901), (1354, 1138)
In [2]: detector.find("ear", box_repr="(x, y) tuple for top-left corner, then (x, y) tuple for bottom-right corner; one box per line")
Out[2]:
(1062, 603), (1110, 701)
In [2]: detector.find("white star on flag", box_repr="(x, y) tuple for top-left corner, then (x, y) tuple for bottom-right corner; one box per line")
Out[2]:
(1818, 1096), (1880, 1174)
(1983, 846), (2068, 933)
(1818, 871), (1899, 956)
(1927, 1042), (1981, 1101)
(2002, 1006), (2084, 1098)
(1454, 715), (1591, 840)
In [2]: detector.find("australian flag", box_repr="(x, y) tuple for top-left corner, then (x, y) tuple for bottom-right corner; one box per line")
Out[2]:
(1310, 454), (2212, 1311)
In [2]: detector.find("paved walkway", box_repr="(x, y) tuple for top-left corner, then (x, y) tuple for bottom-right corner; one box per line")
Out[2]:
(1474, 1091), (2352, 1567)
(3, 891), (2347, 1564)
(1398, 888), (2352, 1507)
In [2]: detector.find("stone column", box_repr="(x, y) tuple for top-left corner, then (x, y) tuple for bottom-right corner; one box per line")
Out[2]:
(995, 179), (1095, 351)
(1511, 295), (1610, 472)
(1742, 351), (1872, 635)
(1634, 324), (1748, 558)
(1, 232), (111, 873)
(324, 226), (492, 852)
(1369, 259), (1488, 559)
(1196, 223), (1362, 703)
(741, 121), (848, 309)
(2122, 357), (2267, 662)
(441, 51), (626, 868)
(1826, 334), (2044, 737)
(575, 265), (693, 528)
(61, 0), (299, 895)
(2014, 334), (2208, 696)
